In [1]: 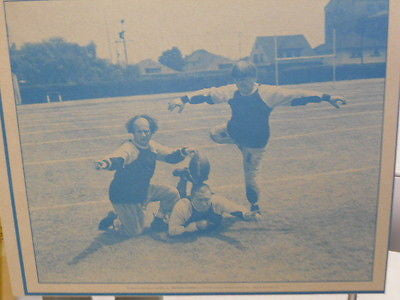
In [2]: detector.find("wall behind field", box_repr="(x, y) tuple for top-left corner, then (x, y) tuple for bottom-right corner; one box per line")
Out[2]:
(18, 63), (386, 104)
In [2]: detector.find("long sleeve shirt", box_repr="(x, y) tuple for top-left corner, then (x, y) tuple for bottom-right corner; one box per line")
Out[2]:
(101, 140), (186, 204)
(185, 84), (327, 148)
(168, 196), (247, 236)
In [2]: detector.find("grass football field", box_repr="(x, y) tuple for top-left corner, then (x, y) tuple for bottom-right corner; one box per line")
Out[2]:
(16, 78), (385, 284)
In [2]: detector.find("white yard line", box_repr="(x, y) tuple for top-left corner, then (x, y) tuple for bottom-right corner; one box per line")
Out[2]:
(21, 126), (211, 146)
(30, 199), (110, 212)
(23, 124), (380, 165)
(17, 97), (382, 126)
(24, 155), (100, 166)
(19, 110), (382, 136)
(23, 143), (220, 165)
(22, 124), (380, 147)
(21, 115), (228, 135)
(216, 166), (377, 191)
(29, 165), (377, 212)
(274, 125), (379, 140)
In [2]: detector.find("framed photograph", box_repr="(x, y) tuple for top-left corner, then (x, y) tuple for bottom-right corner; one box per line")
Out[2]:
(0, 0), (399, 296)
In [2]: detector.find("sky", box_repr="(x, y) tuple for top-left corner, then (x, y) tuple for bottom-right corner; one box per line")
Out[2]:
(4, 0), (330, 64)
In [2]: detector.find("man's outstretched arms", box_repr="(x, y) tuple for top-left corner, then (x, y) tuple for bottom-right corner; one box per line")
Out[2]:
(94, 141), (138, 170)
(168, 95), (213, 113)
(290, 94), (346, 109)
(259, 85), (347, 109)
(168, 85), (237, 113)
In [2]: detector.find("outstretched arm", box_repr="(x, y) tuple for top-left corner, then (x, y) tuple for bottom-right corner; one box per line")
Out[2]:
(151, 141), (196, 164)
(259, 85), (346, 109)
(168, 85), (236, 113)
(291, 94), (346, 109)
(212, 195), (259, 221)
(94, 142), (138, 171)
(95, 157), (124, 171)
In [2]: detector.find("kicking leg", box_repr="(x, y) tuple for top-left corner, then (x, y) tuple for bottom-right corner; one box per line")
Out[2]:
(209, 124), (235, 145)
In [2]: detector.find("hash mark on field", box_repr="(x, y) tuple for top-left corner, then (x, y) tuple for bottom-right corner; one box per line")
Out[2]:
(29, 166), (377, 212)
(20, 110), (382, 136)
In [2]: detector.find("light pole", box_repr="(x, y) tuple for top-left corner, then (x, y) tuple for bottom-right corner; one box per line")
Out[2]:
(119, 19), (129, 66)
(274, 36), (279, 86)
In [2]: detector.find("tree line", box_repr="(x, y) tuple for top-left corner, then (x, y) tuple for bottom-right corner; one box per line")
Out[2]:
(10, 38), (188, 86)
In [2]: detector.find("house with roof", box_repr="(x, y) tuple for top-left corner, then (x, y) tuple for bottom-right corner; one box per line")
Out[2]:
(184, 49), (235, 72)
(136, 59), (177, 76)
(250, 35), (320, 68)
(315, 0), (388, 65)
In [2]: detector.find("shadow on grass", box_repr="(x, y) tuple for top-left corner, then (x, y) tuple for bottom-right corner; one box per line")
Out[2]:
(150, 218), (268, 251)
(68, 230), (130, 265)
(69, 218), (273, 265)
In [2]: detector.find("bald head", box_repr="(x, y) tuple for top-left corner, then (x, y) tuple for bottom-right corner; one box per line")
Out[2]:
(191, 184), (213, 212)
(126, 115), (158, 147)
(134, 117), (150, 130)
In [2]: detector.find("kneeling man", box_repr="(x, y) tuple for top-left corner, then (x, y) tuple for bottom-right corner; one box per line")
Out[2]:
(95, 114), (194, 236)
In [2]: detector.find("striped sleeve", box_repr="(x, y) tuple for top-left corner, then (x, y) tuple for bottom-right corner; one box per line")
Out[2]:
(186, 84), (237, 104)
(258, 84), (325, 108)
(150, 141), (186, 164)
(101, 141), (139, 169)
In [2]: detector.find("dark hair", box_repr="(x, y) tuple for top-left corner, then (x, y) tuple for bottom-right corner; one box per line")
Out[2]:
(231, 61), (257, 80)
(125, 114), (159, 134)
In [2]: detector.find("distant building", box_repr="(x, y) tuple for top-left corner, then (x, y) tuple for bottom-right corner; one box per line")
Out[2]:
(184, 49), (235, 72)
(316, 0), (388, 65)
(250, 35), (320, 67)
(136, 59), (177, 75)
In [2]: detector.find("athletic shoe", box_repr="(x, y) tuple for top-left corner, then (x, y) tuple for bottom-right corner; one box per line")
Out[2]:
(98, 211), (117, 231)
(150, 216), (168, 232)
(250, 204), (261, 213)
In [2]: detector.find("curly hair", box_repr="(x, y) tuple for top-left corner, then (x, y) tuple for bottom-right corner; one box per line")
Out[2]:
(125, 114), (159, 134)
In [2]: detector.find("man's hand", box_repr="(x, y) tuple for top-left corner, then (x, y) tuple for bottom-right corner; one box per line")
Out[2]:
(195, 220), (210, 230)
(322, 94), (346, 109)
(94, 160), (109, 170)
(168, 98), (186, 113)
(112, 218), (122, 231)
(181, 147), (197, 157)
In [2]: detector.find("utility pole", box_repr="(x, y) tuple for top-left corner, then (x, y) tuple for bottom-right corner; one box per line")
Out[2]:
(274, 36), (279, 86)
(332, 28), (337, 84)
(238, 31), (242, 58)
(103, 11), (113, 63)
(118, 19), (129, 66)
